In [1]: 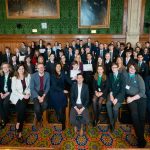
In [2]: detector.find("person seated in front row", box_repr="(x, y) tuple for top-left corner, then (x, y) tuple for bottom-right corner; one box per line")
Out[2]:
(92, 65), (109, 126)
(50, 63), (72, 130)
(30, 63), (50, 129)
(0, 63), (12, 129)
(124, 63), (147, 148)
(106, 63), (125, 132)
(70, 73), (90, 136)
(10, 64), (31, 142)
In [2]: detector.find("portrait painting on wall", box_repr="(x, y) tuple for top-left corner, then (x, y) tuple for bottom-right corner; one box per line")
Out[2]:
(78, 0), (111, 28)
(6, 0), (60, 19)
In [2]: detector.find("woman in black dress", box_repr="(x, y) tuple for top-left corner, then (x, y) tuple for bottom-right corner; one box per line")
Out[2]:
(50, 63), (72, 130)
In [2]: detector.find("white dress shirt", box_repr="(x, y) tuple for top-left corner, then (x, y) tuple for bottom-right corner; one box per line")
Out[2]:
(76, 84), (82, 105)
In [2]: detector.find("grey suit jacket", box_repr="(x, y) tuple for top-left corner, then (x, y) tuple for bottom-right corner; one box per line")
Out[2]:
(30, 72), (50, 100)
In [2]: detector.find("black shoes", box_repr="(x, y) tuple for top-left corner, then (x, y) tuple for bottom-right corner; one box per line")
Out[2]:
(15, 124), (24, 143)
(0, 120), (6, 130)
(138, 139), (147, 148)
(93, 120), (98, 127)
(110, 124), (115, 132)
(62, 122), (66, 131)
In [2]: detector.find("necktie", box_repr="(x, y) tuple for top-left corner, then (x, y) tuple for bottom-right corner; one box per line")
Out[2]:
(4, 75), (8, 92)
(100, 50), (103, 57)
(126, 58), (129, 65)
(97, 75), (102, 87)
(7, 54), (10, 63)
(138, 62), (141, 67)
(110, 52), (113, 61)
(114, 74), (117, 80)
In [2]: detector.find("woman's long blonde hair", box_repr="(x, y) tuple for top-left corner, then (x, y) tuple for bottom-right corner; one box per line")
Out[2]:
(94, 65), (106, 81)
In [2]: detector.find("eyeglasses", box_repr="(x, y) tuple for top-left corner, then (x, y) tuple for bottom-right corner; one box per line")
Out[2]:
(129, 66), (136, 70)
(112, 66), (118, 69)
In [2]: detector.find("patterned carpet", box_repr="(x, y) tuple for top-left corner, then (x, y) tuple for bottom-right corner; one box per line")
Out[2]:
(0, 124), (150, 150)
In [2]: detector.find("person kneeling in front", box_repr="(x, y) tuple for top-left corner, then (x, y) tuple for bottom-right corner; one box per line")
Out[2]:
(70, 73), (89, 136)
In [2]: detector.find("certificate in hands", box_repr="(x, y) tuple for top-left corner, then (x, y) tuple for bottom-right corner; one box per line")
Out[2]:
(19, 56), (25, 62)
(83, 64), (93, 71)
(70, 70), (81, 78)
(39, 49), (45, 53)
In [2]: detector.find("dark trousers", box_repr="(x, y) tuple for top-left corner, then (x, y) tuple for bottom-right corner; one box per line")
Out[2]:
(106, 98), (121, 126)
(56, 107), (66, 125)
(33, 98), (47, 122)
(70, 104), (89, 129)
(16, 99), (28, 132)
(92, 95), (105, 121)
(0, 95), (10, 122)
(147, 98), (150, 123)
(128, 98), (146, 143)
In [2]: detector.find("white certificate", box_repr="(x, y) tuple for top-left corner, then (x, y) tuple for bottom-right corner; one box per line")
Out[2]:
(19, 56), (25, 62)
(83, 64), (93, 71)
(70, 70), (81, 78)
(39, 49), (45, 53)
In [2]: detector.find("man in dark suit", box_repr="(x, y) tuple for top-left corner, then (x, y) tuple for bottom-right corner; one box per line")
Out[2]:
(2, 47), (12, 64)
(104, 53), (112, 76)
(65, 47), (74, 65)
(106, 63), (125, 132)
(30, 63), (50, 129)
(84, 38), (94, 52)
(44, 43), (55, 62)
(45, 53), (56, 75)
(123, 49), (135, 67)
(70, 73), (89, 136)
(108, 44), (119, 62)
(83, 53), (95, 102)
(96, 43), (107, 60)
(119, 43), (126, 59)
(137, 54), (149, 80)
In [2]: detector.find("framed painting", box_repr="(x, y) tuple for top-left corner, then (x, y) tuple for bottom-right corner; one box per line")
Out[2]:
(6, 0), (60, 19)
(78, 0), (111, 28)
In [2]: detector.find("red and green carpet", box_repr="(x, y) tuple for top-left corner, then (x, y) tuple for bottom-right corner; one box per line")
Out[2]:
(0, 124), (150, 149)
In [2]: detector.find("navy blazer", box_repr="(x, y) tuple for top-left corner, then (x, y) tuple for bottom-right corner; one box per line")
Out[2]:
(108, 73), (125, 103)
(2, 53), (12, 63)
(123, 57), (135, 67)
(30, 72), (50, 99)
(0, 73), (12, 93)
(137, 62), (149, 79)
(50, 72), (72, 93)
(71, 83), (89, 108)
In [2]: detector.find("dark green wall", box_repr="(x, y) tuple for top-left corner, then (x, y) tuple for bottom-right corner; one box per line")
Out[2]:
(0, 0), (124, 34)
(144, 0), (150, 33)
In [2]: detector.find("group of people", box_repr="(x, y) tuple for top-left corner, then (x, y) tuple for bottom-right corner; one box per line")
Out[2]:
(0, 38), (150, 148)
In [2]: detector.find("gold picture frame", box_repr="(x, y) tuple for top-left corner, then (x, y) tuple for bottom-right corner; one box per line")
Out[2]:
(6, 0), (60, 19)
(78, 0), (111, 28)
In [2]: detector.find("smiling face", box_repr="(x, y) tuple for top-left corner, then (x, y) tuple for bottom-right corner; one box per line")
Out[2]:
(55, 64), (61, 73)
(77, 74), (84, 84)
(129, 65), (136, 74)
(97, 66), (104, 75)
(2, 64), (10, 74)
(37, 64), (45, 74)
(18, 65), (25, 75)
(111, 64), (119, 73)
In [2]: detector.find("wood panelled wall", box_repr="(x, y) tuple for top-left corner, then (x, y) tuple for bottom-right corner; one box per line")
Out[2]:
(0, 34), (126, 53)
(0, 34), (149, 53)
